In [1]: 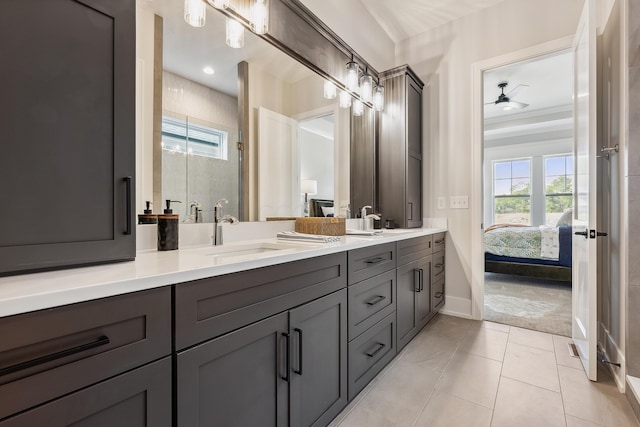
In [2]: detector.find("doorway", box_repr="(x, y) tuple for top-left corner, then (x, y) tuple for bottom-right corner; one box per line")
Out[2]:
(481, 51), (574, 336)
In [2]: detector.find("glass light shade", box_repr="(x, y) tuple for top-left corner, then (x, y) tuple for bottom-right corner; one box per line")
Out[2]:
(360, 74), (373, 103)
(323, 80), (337, 100)
(208, 0), (229, 9)
(300, 179), (317, 195)
(339, 91), (352, 108)
(184, 0), (206, 27)
(251, 0), (269, 35)
(226, 18), (245, 48)
(353, 99), (364, 116)
(346, 61), (359, 92)
(373, 85), (385, 111)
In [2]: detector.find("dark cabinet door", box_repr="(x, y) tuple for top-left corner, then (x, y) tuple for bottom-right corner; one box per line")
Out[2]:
(406, 77), (423, 228)
(177, 312), (289, 427)
(0, 357), (171, 427)
(290, 289), (348, 427)
(397, 255), (431, 351)
(0, 0), (135, 274)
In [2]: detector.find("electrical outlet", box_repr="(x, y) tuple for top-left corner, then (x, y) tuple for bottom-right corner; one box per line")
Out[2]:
(437, 197), (446, 210)
(450, 196), (469, 209)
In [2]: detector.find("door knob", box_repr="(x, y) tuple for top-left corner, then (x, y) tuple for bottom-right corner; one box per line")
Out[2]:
(574, 230), (588, 238)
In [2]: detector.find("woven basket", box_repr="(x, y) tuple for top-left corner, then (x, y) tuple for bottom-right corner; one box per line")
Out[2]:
(295, 217), (346, 236)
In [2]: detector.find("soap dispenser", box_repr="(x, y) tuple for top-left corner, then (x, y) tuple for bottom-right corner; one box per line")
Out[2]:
(157, 200), (181, 251)
(138, 201), (157, 224)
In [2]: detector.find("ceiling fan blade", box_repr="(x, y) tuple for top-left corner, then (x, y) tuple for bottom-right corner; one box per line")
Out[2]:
(505, 84), (529, 99)
(510, 101), (529, 109)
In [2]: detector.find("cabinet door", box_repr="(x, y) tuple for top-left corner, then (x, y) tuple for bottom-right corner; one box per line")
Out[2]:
(415, 256), (432, 328)
(406, 77), (423, 228)
(0, 357), (171, 427)
(0, 0), (135, 274)
(396, 260), (419, 350)
(290, 289), (348, 427)
(177, 312), (289, 427)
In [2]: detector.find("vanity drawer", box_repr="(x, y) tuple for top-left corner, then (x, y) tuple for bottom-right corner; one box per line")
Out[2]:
(348, 312), (396, 400)
(397, 235), (432, 266)
(432, 233), (446, 252)
(348, 242), (396, 285)
(175, 252), (347, 350)
(432, 251), (445, 281)
(0, 287), (172, 420)
(432, 277), (445, 311)
(348, 269), (396, 340)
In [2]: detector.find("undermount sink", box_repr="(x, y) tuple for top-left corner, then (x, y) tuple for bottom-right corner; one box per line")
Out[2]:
(191, 242), (303, 260)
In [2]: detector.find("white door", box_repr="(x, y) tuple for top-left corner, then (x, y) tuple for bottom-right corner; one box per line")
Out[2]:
(258, 107), (299, 221)
(572, 0), (598, 381)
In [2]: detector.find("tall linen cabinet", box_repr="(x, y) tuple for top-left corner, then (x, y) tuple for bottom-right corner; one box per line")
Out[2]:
(378, 65), (424, 229)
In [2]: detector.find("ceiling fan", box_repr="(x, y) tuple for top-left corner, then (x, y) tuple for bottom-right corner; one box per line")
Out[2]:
(487, 82), (529, 111)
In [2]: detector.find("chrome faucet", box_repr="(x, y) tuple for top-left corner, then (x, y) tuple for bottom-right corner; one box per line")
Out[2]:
(213, 198), (238, 245)
(360, 205), (380, 231)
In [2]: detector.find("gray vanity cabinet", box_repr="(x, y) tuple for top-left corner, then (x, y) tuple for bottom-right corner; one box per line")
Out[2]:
(379, 65), (425, 229)
(0, 0), (136, 275)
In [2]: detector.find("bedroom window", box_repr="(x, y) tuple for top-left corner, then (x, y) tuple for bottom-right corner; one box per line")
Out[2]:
(161, 116), (228, 160)
(494, 159), (531, 224)
(545, 155), (573, 225)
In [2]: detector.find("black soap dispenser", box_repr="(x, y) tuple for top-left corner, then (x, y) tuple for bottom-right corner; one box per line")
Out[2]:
(138, 201), (157, 224)
(157, 200), (180, 251)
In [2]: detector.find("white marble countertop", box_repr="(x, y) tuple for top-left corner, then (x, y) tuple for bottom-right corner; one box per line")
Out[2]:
(0, 227), (446, 318)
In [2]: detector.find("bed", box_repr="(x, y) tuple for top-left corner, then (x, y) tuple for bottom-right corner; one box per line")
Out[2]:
(309, 199), (334, 217)
(484, 224), (572, 281)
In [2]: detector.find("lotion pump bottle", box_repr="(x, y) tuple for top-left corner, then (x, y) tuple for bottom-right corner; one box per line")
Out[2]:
(138, 201), (157, 224)
(157, 200), (180, 251)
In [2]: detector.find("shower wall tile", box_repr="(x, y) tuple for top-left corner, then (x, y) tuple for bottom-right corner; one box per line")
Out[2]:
(630, 0), (640, 67)
(628, 67), (640, 176)
(629, 177), (640, 286)
(627, 286), (640, 377)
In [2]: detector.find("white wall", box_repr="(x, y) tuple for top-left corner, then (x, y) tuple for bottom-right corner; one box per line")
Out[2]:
(299, 129), (334, 201)
(396, 0), (584, 313)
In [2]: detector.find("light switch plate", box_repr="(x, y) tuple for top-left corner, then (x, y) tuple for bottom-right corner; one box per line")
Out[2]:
(437, 197), (446, 210)
(450, 196), (468, 209)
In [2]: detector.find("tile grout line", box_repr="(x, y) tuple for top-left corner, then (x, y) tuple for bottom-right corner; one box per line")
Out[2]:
(488, 323), (511, 427)
(553, 334), (571, 427)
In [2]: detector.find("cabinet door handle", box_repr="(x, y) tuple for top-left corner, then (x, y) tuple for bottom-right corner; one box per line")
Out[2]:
(435, 263), (444, 269)
(365, 295), (387, 306)
(435, 292), (444, 298)
(294, 328), (303, 376)
(408, 202), (413, 221)
(419, 268), (425, 291)
(365, 342), (386, 358)
(123, 176), (132, 235)
(280, 332), (290, 382)
(435, 239), (445, 244)
(365, 257), (386, 265)
(0, 335), (110, 377)
(414, 268), (421, 292)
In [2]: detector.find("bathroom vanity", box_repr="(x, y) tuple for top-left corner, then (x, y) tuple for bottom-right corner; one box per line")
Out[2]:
(0, 227), (445, 426)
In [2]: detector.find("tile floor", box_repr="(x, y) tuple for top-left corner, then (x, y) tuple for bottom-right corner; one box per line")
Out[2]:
(328, 315), (639, 427)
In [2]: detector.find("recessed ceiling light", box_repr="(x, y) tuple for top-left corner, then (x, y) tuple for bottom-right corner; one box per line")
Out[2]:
(203, 66), (215, 75)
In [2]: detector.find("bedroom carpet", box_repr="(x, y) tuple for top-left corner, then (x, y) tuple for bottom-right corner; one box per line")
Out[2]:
(484, 272), (572, 337)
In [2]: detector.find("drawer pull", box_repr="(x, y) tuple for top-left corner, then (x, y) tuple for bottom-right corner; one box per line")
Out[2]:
(281, 332), (290, 382)
(365, 295), (387, 306)
(435, 239), (445, 244)
(365, 257), (386, 265)
(294, 328), (303, 376)
(435, 263), (444, 268)
(365, 342), (386, 358)
(0, 335), (110, 377)
(435, 292), (444, 298)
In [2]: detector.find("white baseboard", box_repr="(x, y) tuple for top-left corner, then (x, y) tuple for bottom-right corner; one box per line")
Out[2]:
(440, 296), (473, 319)
(599, 321), (626, 392)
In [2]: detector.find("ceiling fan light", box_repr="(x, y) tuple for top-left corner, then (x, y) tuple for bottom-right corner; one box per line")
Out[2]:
(339, 90), (352, 108)
(184, 0), (206, 27)
(251, 0), (269, 35)
(324, 80), (337, 100)
(226, 18), (245, 48)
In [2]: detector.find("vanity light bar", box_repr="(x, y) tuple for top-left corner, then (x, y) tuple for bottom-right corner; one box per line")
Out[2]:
(208, 0), (229, 9)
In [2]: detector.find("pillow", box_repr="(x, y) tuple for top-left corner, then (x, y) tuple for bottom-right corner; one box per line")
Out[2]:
(556, 208), (573, 227)
(321, 206), (334, 217)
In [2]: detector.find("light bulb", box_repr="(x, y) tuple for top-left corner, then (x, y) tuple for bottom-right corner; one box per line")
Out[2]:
(226, 18), (245, 48)
(373, 85), (385, 111)
(353, 99), (364, 116)
(323, 81), (337, 99)
(360, 74), (373, 103)
(339, 91), (352, 108)
(346, 61), (359, 92)
(184, 0), (206, 27)
(208, 0), (229, 8)
(251, 0), (269, 35)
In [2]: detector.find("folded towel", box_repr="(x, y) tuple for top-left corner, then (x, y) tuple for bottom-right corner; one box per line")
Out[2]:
(276, 231), (341, 243)
(346, 229), (383, 236)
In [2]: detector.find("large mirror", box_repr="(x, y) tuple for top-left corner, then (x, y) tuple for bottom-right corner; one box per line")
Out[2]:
(137, 0), (370, 222)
